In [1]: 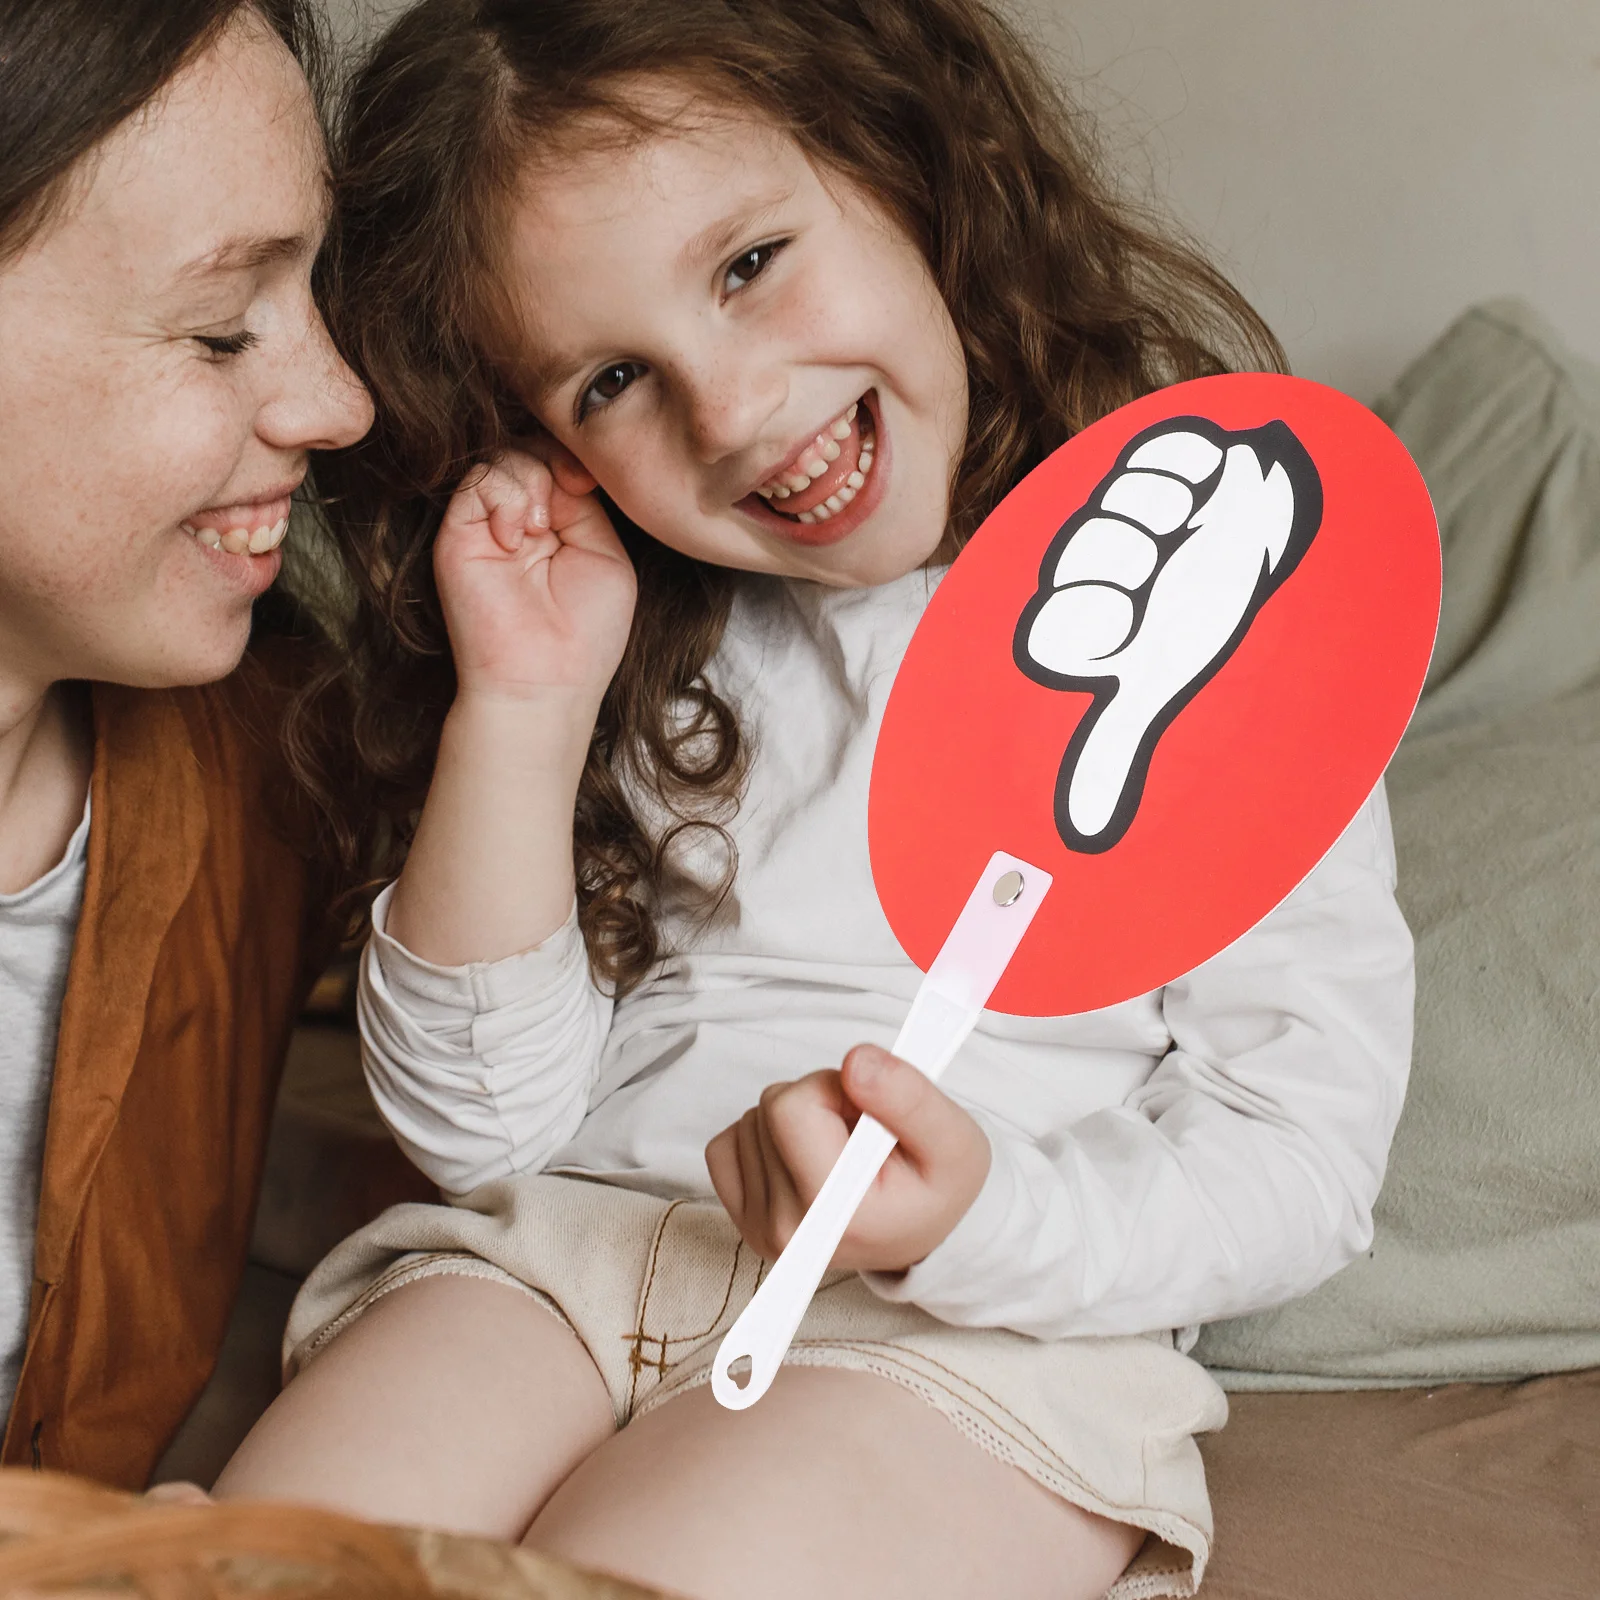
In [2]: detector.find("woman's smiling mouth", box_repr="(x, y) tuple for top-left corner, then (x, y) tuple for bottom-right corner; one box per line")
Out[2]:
(181, 491), (294, 556)
(740, 390), (887, 548)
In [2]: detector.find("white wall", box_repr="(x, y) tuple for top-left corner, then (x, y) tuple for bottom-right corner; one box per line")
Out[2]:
(1011, 1), (1600, 398)
(324, 0), (1600, 399)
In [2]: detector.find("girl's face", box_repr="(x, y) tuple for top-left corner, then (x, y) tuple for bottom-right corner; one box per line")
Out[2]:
(504, 102), (969, 588)
(0, 11), (373, 697)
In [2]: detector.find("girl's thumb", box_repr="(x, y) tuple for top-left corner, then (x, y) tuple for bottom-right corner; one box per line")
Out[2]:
(841, 1045), (960, 1165)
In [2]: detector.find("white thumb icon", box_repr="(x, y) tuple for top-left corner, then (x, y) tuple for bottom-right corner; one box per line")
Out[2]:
(1014, 416), (1323, 852)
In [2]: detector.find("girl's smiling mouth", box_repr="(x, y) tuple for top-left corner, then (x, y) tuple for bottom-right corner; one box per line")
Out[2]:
(739, 390), (888, 548)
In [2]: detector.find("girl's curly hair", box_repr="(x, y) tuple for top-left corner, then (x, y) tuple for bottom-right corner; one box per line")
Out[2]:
(295, 0), (1285, 992)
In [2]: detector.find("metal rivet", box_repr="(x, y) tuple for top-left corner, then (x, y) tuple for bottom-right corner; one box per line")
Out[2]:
(992, 869), (1024, 907)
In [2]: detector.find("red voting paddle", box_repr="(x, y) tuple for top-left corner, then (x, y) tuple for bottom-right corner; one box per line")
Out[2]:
(712, 373), (1441, 1407)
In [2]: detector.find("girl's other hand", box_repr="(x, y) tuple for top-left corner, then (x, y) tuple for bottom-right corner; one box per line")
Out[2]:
(704, 1045), (991, 1274)
(434, 442), (636, 709)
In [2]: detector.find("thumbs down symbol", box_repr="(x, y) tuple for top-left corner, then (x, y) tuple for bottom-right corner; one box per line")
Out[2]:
(1014, 416), (1323, 853)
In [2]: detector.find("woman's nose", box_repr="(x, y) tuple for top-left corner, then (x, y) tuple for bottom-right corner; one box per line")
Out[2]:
(258, 310), (374, 454)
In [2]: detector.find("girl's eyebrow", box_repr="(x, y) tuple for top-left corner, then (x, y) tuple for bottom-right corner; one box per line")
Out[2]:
(681, 190), (794, 270)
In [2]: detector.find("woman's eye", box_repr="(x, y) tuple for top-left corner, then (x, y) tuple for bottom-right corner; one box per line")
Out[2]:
(194, 329), (259, 360)
(723, 240), (786, 294)
(579, 361), (646, 418)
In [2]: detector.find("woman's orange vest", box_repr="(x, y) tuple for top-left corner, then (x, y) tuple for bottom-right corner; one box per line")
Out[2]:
(0, 655), (334, 1487)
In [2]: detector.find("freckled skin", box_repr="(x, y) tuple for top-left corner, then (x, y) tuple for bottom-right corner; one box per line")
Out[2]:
(0, 12), (372, 701)
(506, 103), (970, 589)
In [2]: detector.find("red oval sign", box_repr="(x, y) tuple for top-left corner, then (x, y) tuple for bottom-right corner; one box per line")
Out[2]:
(869, 373), (1440, 1016)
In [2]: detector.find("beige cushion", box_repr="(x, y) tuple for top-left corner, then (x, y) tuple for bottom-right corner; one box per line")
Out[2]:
(1197, 301), (1600, 1385)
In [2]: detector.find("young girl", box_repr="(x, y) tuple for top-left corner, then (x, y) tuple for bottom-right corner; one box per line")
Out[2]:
(217, 2), (1414, 1596)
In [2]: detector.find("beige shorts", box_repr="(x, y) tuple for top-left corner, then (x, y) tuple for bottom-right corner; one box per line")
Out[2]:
(286, 1174), (1228, 1600)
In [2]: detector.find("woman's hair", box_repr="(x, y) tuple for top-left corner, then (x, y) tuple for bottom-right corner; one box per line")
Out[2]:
(304, 0), (1286, 992)
(0, 0), (320, 264)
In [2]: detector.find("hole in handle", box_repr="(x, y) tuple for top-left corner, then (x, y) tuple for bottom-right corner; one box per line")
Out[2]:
(725, 1354), (753, 1390)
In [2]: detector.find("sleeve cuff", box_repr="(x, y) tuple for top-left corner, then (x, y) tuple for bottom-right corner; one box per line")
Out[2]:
(369, 881), (590, 1016)
(860, 1116), (1031, 1311)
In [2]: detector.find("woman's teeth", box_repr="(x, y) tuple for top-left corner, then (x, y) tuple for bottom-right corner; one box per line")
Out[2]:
(181, 516), (288, 556)
(753, 400), (876, 523)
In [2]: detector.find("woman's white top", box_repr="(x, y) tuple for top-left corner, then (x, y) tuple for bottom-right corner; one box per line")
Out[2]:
(360, 569), (1415, 1340)
(0, 800), (89, 1419)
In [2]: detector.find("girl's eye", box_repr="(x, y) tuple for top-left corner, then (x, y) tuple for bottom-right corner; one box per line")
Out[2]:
(194, 329), (259, 360)
(579, 360), (646, 419)
(723, 240), (787, 294)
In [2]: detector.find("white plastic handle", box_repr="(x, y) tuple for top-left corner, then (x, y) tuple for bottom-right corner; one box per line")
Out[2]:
(711, 851), (1051, 1409)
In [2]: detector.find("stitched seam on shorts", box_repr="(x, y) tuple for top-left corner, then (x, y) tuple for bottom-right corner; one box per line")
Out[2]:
(297, 1253), (537, 1366)
(866, 1338), (1084, 1470)
(793, 1333), (1083, 1477)
(793, 1338), (1093, 1496)
(1107, 1560), (1199, 1600)
(626, 1199), (685, 1413)
(625, 1201), (755, 1414)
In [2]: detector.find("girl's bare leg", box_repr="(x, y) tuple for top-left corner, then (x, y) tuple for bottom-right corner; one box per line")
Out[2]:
(526, 1367), (1145, 1600)
(214, 1274), (613, 1539)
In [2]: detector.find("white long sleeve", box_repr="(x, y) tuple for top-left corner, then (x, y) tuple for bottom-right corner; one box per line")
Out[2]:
(355, 571), (1416, 1337)
(359, 882), (612, 1194)
(862, 795), (1415, 1338)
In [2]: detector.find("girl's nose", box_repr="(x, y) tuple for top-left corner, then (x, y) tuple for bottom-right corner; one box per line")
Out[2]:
(684, 355), (786, 465)
(257, 310), (375, 454)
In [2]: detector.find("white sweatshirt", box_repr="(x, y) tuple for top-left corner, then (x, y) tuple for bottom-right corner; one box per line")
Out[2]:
(360, 567), (1415, 1341)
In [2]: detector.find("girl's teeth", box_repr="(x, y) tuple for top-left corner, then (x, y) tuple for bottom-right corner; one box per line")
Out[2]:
(755, 398), (877, 503)
(797, 511), (817, 525)
(219, 529), (250, 555)
(196, 527), (222, 549)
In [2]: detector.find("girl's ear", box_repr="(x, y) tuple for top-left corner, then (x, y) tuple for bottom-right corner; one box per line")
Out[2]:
(526, 428), (599, 496)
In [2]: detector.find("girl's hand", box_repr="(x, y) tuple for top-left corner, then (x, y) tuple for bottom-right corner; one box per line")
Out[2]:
(383, 443), (632, 967)
(704, 1045), (991, 1274)
(434, 443), (636, 708)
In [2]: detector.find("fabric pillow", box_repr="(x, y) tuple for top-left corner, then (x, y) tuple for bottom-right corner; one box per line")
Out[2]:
(1196, 300), (1600, 1387)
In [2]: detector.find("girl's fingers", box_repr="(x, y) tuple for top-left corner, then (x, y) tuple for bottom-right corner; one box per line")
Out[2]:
(734, 1107), (770, 1235)
(840, 1046), (988, 1180)
(704, 1124), (744, 1221)
(485, 461), (552, 552)
(763, 1072), (851, 1203)
(448, 455), (555, 554)
(753, 1092), (805, 1248)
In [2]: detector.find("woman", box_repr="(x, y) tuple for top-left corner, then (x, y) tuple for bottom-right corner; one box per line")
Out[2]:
(0, 0), (371, 1487)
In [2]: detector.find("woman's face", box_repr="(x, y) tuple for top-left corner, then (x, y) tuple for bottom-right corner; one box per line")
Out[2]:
(0, 10), (372, 694)
(504, 100), (969, 589)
